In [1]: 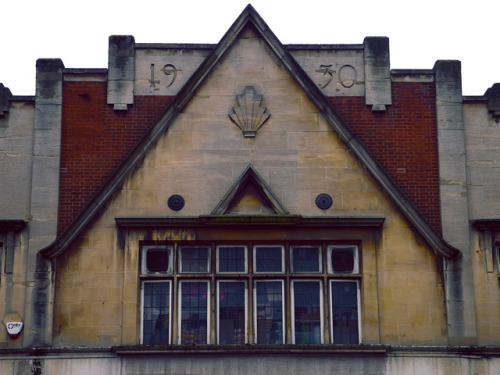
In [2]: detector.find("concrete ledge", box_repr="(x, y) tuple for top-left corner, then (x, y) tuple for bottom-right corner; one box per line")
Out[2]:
(2, 344), (500, 357)
(391, 69), (434, 82)
(135, 43), (215, 50)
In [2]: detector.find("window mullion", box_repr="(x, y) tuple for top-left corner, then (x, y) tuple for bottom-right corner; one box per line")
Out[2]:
(247, 242), (254, 344)
(210, 243), (216, 344)
(285, 243), (291, 344)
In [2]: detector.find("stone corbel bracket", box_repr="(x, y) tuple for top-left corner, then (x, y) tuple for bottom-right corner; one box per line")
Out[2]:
(107, 35), (135, 111)
(364, 37), (392, 112)
(0, 83), (12, 117)
(229, 86), (270, 137)
(485, 83), (500, 122)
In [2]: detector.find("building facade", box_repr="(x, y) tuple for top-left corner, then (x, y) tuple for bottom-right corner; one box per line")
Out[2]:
(1, 5), (500, 374)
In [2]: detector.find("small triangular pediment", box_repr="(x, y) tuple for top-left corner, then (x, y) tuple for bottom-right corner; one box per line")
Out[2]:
(212, 165), (288, 215)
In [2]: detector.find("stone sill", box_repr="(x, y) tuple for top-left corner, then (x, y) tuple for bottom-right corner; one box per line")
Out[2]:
(111, 344), (387, 356)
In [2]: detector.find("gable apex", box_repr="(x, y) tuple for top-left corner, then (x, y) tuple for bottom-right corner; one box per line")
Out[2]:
(41, 4), (458, 261)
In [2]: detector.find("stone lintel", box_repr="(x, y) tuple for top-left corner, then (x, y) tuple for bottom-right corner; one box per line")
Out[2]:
(114, 216), (386, 229)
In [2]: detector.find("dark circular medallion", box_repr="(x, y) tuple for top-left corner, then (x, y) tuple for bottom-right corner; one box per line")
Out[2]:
(168, 194), (185, 211)
(315, 193), (333, 210)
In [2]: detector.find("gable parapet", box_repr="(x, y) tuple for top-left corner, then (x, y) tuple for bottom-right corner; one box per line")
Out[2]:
(434, 59), (478, 345)
(107, 35), (135, 111)
(363, 37), (392, 112)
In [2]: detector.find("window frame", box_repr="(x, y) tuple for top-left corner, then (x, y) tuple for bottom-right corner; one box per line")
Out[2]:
(290, 279), (324, 344)
(178, 245), (211, 274)
(253, 245), (285, 274)
(216, 245), (248, 274)
(140, 279), (172, 345)
(216, 279), (248, 344)
(138, 241), (362, 346)
(290, 245), (322, 273)
(177, 279), (211, 345)
(327, 245), (360, 274)
(495, 241), (500, 275)
(329, 279), (362, 345)
(141, 245), (173, 275)
(253, 279), (286, 344)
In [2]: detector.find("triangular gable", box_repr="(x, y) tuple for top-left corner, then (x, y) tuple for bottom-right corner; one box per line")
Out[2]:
(41, 4), (458, 259)
(212, 165), (288, 215)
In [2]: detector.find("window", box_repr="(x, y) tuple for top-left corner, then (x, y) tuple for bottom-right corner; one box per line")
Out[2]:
(291, 245), (321, 273)
(217, 245), (247, 273)
(140, 242), (361, 345)
(330, 280), (360, 344)
(217, 280), (247, 344)
(327, 245), (359, 274)
(496, 241), (500, 274)
(179, 246), (210, 273)
(141, 280), (171, 345)
(254, 280), (284, 344)
(254, 245), (284, 273)
(291, 280), (323, 344)
(142, 246), (173, 274)
(179, 281), (210, 344)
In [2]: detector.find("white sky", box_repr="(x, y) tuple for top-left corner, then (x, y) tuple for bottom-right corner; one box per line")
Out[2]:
(1, 0), (498, 96)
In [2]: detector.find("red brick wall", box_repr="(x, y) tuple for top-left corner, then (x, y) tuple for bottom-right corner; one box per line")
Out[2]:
(59, 81), (441, 236)
(329, 82), (441, 234)
(59, 81), (173, 234)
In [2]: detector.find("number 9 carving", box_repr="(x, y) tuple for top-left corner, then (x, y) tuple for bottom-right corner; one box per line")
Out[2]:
(161, 64), (177, 87)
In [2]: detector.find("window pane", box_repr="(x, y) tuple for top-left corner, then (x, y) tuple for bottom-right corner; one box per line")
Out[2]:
(146, 249), (169, 273)
(331, 281), (359, 344)
(292, 246), (320, 272)
(328, 246), (359, 274)
(180, 282), (209, 344)
(180, 246), (210, 273)
(293, 281), (321, 344)
(218, 282), (246, 344)
(255, 281), (283, 344)
(255, 246), (283, 273)
(142, 281), (170, 345)
(142, 246), (172, 274)
(218, 246), (246, 273)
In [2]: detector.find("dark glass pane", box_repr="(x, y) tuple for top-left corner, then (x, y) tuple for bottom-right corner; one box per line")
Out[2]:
(294, 282), (321, 344)
(218, 246), (245, 273)
(142, 281), (170, 345)
(218, 282), (246, 344)
(181, 246), (210, 273)
(146, 249), (169, 273)
(331, 281), (359, 344)
(255, 246), (282, 272)
(331, 248), (354, 273)
(292, 246), (320, 272)
(180, 282), (208, 344)
(256, 281), (283, 344)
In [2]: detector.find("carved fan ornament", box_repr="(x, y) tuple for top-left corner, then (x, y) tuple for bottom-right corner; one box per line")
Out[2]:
(229, 86), (270, 138)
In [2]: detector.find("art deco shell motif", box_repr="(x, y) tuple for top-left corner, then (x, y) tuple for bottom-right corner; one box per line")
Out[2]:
(229, 86), (271, 138)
